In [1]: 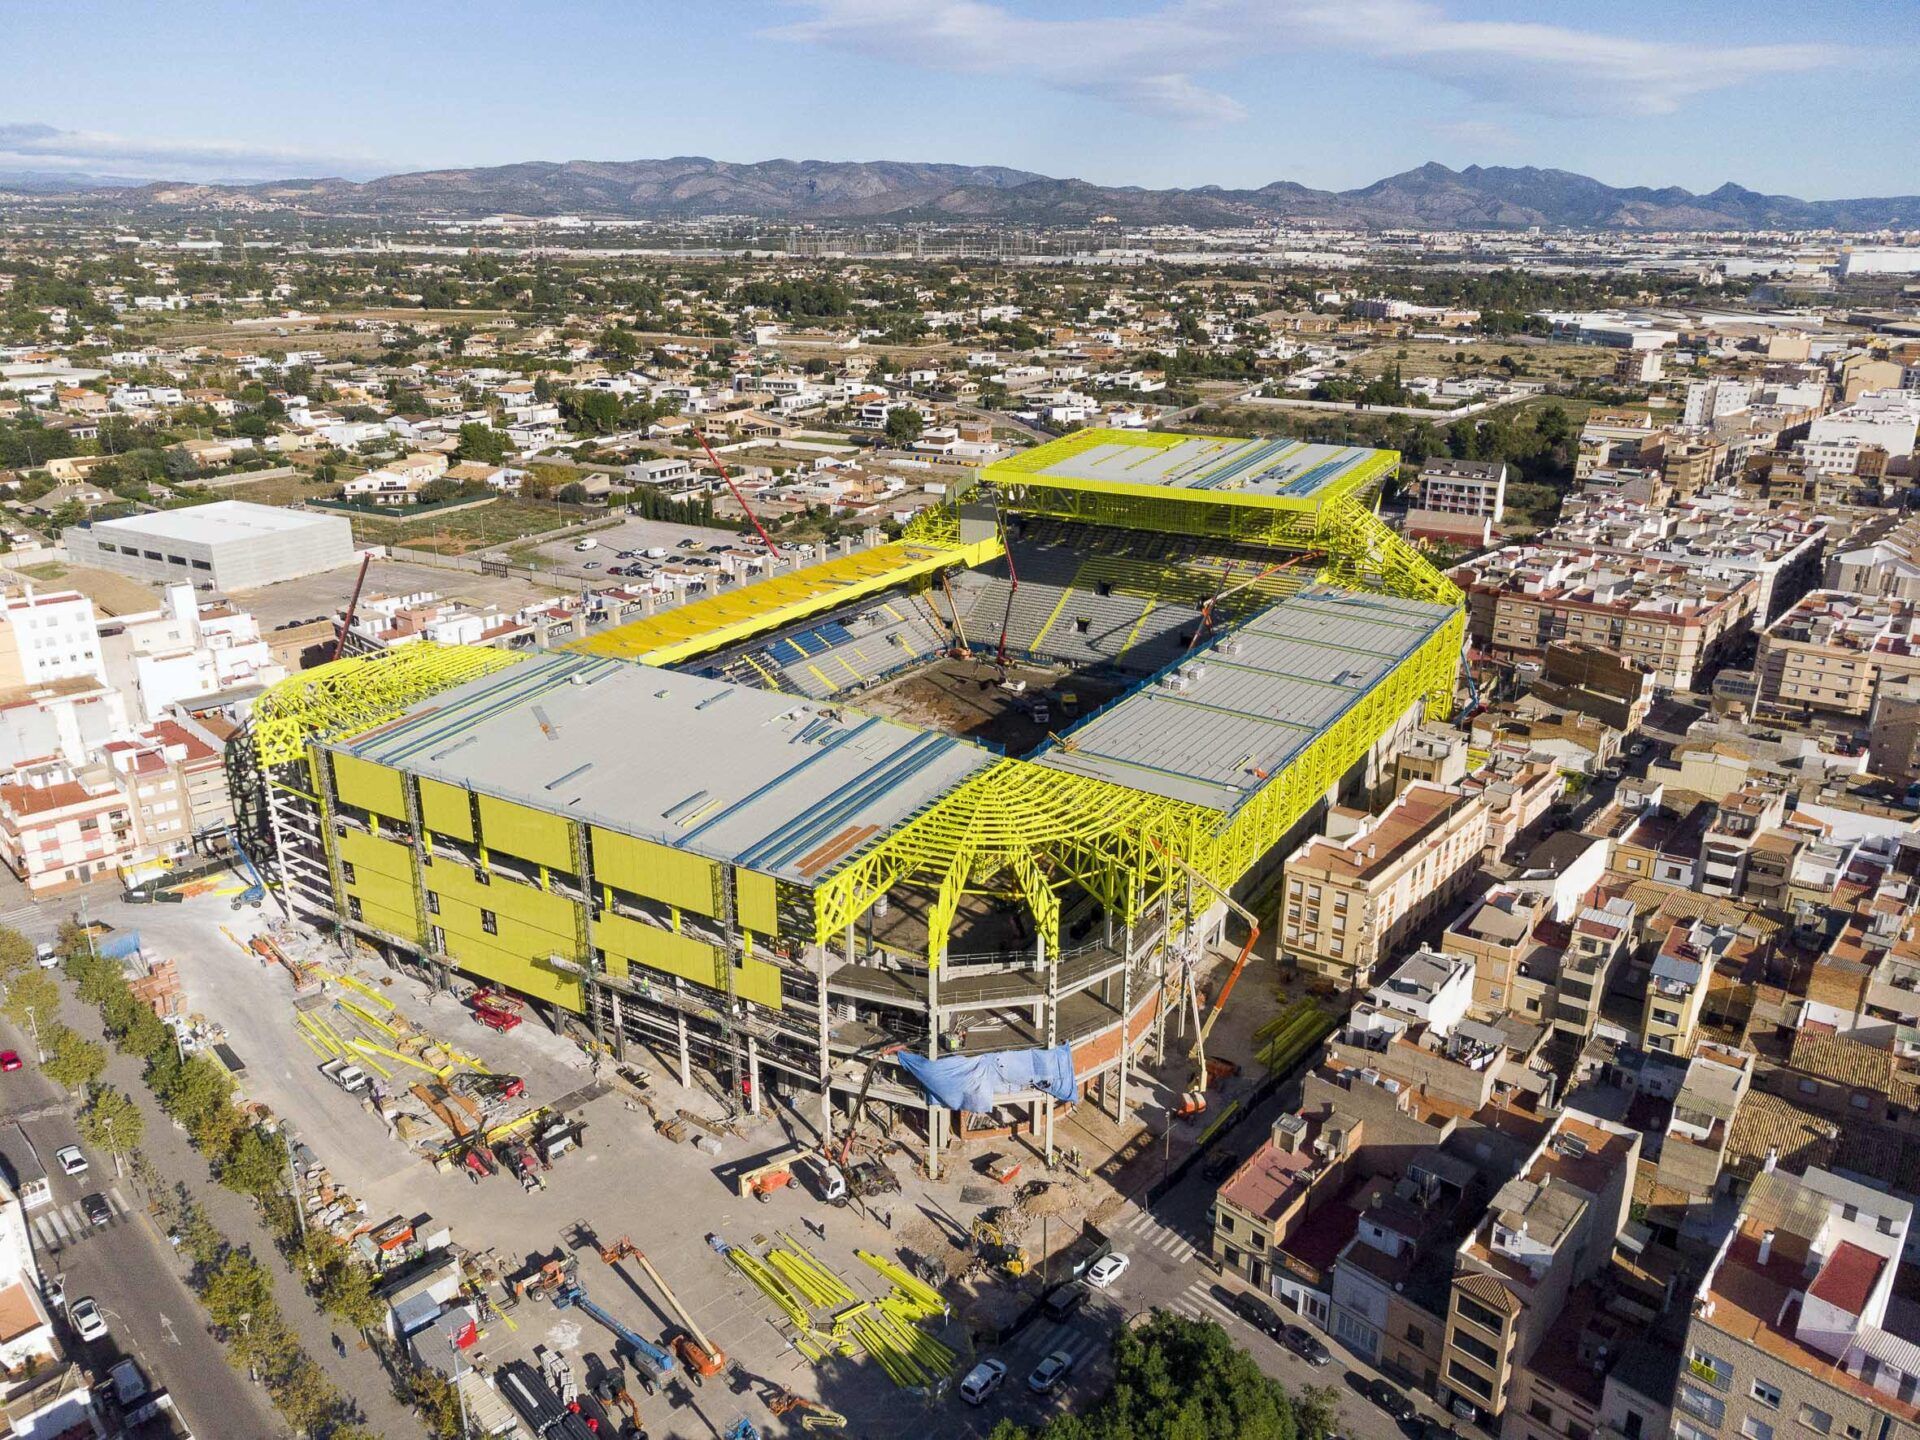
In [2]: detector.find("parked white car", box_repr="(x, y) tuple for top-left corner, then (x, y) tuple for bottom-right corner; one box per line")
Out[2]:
(68, 1297), (107, 1343)
(1086, 1252), (1130, 1289)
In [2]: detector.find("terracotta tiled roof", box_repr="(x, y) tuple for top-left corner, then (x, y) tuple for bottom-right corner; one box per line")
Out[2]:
(1457, 1270), (1522, 1318)
(1724, 1091), (1839, 1178)
(1789, 1031), (1896, 1093)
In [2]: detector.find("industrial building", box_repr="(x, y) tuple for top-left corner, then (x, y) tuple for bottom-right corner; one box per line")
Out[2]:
(234, 429), (1463, 1175)
(66, 500), (357, 591)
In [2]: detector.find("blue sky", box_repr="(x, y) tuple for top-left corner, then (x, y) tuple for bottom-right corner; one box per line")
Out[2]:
(4, 0), (1914, 197)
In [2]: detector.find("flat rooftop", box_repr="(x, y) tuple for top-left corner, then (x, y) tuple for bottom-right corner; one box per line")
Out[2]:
(334, 652), (995, 885)
(1030, 585), (1454, 810)
(87, 499), (340, 542)
(988, 429), (1394, 507)
(567, 539), (975, 666)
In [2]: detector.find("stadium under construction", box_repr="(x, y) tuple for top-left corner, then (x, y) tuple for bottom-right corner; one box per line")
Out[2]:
(233, 429), (1464, 1174)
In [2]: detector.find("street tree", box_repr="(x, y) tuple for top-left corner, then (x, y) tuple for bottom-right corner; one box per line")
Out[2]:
(79, 1085), (145, 1160)
(41, 1026), (105, 1091)
(2, 970), (59, 1034)
(884, 405), (924, 445)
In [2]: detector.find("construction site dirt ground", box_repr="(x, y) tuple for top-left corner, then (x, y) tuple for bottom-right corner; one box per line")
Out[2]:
(857, 654), (1132, 754)
(120, 891), (1290, 1438)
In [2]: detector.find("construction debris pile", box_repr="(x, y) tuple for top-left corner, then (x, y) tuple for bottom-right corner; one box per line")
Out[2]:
(718, 1234), (955, 1390)
(290, 1146), (371, 1241)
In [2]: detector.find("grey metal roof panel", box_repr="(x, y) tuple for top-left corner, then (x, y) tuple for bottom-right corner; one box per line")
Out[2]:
(1031, 584), (1454, 810)
(1030, 437), (1385, 499)
(338, 653), (994, 885)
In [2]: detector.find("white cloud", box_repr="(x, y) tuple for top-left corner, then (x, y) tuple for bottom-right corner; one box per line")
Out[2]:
(0, 122), (383, 181)
(769, 0), (1848, 126)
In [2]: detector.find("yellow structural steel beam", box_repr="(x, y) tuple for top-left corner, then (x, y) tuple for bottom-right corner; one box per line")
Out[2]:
(252, 643), (526, 768)
(564, 537), (1002, 667)
(809, 606), (1462, 951)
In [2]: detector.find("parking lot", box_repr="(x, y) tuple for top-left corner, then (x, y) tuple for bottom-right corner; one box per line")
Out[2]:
(531, 516), (758, 582)
(229, 555), (571, 631)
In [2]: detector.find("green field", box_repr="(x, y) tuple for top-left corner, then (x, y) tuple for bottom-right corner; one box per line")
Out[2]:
(1351, 338), (1623, 382)
(214, 473), (339, 507)
(345, 497), (601, 555)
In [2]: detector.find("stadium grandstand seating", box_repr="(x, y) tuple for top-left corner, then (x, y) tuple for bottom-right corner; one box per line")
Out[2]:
(702, 518), (1320, 700)
(707, 597), (951, 699)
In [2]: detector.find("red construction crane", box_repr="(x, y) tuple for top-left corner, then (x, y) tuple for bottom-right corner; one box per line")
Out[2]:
(331, 552), (374, 662)
(692, 424), (781, 559)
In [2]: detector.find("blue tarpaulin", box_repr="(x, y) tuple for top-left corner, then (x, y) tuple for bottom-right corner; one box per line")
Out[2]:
(98, 932), (142, 961)
(896, 1045), (1078, 1114)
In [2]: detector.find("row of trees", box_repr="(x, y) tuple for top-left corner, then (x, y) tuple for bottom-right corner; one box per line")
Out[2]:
(52, 922), (387, 1438)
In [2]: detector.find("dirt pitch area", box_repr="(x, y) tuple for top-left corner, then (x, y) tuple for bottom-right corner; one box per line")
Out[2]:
(858, 655), (1132, 755)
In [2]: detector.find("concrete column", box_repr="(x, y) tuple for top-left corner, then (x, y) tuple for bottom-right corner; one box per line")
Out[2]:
(926, 948), (942, 1182)
(676, 1011), (692, 1089)
(822, 936), (843, 1135)
(610, 988), (627, 1061)
(1118, 919), (1134, 1124)
(1042, 931), (1056, 1167)
(747, 1036), (762, 1116)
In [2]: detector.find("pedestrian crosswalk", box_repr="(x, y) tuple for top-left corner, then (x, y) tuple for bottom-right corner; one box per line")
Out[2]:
(1108, 1205), (1203, 1263)
(1168, 1277), (1238, 1327)
(1006, 1316), (1107, 1375)
(30, 1188), (131, 1253)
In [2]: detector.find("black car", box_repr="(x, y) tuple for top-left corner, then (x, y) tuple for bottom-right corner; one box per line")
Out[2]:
(1367, 1378), (1417, 1423)
(81, 1193), (111, 1227)
(1282, 1323), (1332, 1366)
(1202, 1150), (1243, 1181)
(1231, 1290), (1285, 1339)
(1042, 1283), (1088, 1321)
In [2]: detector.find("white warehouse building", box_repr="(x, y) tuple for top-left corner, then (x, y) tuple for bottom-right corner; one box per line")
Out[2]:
(66, 501), (358, 591)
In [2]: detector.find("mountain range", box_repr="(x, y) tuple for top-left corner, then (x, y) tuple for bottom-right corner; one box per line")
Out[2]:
(9, 157), (1920, 231)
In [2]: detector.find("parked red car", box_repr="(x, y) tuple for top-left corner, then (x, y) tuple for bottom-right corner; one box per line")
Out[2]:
(0, 1051), (23, 1073)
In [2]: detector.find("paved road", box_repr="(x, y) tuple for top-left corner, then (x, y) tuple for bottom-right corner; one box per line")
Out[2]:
(1086, 1098), (1479, 1440)
(0, 1012), (286, 1440)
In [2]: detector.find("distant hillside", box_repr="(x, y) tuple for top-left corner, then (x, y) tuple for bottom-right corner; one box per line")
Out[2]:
(10, 156), (1920, 230)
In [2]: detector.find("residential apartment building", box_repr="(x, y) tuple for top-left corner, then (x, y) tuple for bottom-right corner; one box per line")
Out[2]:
(97, 584), (286, 721)
(1827, 512), (1920, 602)
(0, 761), (134, 894)
(0, 676), (127, 770)
(1680, 1167), (1920, 1440)
(1643, 918), (1739, 1057)
(1439, 1112), (1640, 1424)
(1700, 785), (1791, 899)
(1282, 783), (1489, 987)
(1417, 459), (1510, 523)
(0, 588), (105, 689)
(1757, 591), (1920, 720)
(101, 719), (228, 867)
(1453, 547), (1755, 692)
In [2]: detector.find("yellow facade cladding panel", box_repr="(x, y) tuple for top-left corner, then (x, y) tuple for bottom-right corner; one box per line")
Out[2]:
(426, 862), (579, 938)
(337, 828), (414, 882)
(419, 777), (475, 841)
(735, 867), (778, 934)
(478, 793), (574, 871)
(357, 900), (421, 943)
(734, 956), (783, 1010)
(592, 827), (719, 918)
(596, 911), (723, 987)
(439, 931), (584, 1013)
(332, 753), (407, 819)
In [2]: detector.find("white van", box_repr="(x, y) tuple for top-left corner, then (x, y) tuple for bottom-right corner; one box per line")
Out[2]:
(573, 538), (599, 552)
(959, 1360), (1006, 1406)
